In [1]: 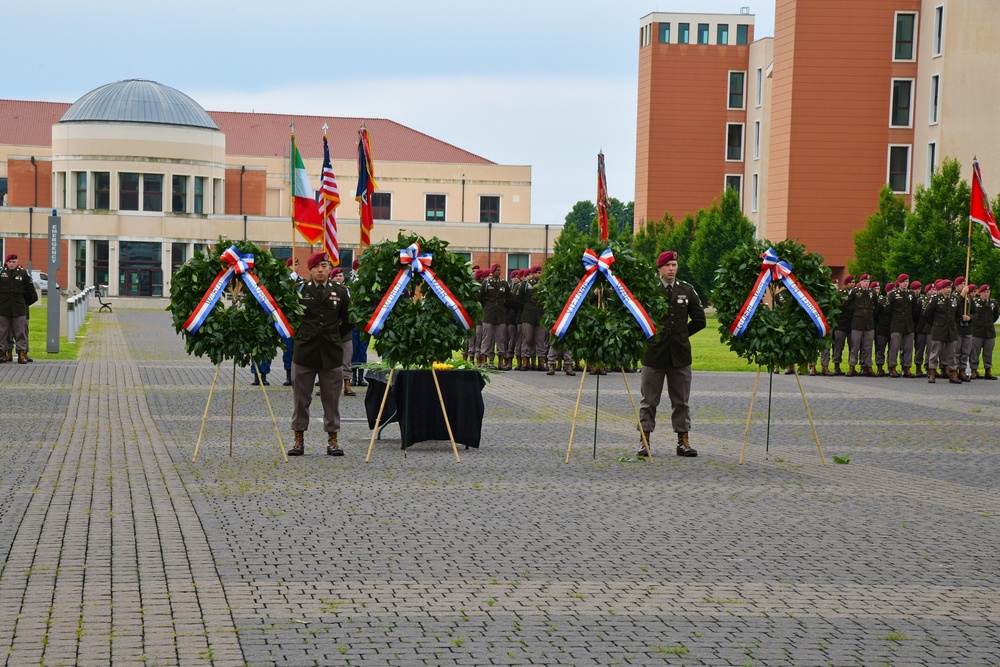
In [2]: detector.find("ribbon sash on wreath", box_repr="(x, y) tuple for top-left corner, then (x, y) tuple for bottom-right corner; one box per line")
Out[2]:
(184, 245), (295, 338)
(365, 242), (474, 336)
(730, 247), (829, 338)
(551, 248), (656, 339)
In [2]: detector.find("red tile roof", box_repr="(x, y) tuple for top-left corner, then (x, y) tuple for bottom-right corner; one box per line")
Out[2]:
(0, 99), (494, 165)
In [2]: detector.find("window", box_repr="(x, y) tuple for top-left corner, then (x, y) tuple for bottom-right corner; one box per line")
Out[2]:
(658, 22), (670, 43)
(751, 173), (759, 212)
(726, 123), (744, 161)
(929, 75), (940, 124)
(678, 23), (689, 44)
(728, 71), (746, 109)
(480, 196), (500, 223)
(74, 172), (87, 209)
(717, 23), (729, 45)
(425, 194), (445, 221)
(887, 145), (911, 193)
(93, 240), (109, 287)
(891, 79), (913, 127)
(194, 177), (206, 214)
(933, 5), (944, 55)
(453, 252), (472, 265)
(372, 192), (391, 220)
(753, 120), (761, 160)
(94, 172), (110, 210)
(641, 24), (651, 47)
(143, 174), (162, 212)
(736, 24), (749, 45)
(725, 175), (742, 198)
(119, 173), (139, 211)
(119, 241), (163, 297)
(755, 67), (763, 107)
(75, 240), (87, 290)
(894, 12), (917, 60)
(171, 243), (186, 275)
(0, 177), (7, 204)
(507, 253), (529, 272)
(339, 249), (354, 271)
(927, 142), (937, 184)
(172, 176), (187, 213)
(697, 23), (709, 44)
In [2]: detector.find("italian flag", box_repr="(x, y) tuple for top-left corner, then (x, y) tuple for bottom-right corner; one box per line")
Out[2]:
(292, 135), (323, 243)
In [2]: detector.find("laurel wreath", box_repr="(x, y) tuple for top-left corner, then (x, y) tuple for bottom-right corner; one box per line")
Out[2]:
(712, 239), (839, 369)
(537, 238), (667, 369)
(348, 233), (483, 368)
(166, 238), (303, 367)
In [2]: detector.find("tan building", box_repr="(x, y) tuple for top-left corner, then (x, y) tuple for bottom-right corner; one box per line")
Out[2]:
(636, 1), (1000, 277)
(0, 79), (554, 296)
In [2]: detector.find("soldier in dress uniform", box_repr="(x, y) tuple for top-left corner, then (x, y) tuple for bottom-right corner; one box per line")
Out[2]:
(917, 282), (937, 376)
(478, 263), (510, 368)
(350, 258), (369, 388)
(885, 274), (919, 377)
(970, 284), (998, 380)
(331, 268), (356, 396)
(923, 278), (964, 384)
(845, 274), (877, 376)
(0, 253), (38, 364)
(465, 269), (486, 361)
(873, 282), (894, 375)
(638, 251), (706, 458)
(909, 280), (926, 376)
(954, 276), (974, 381)
(825, 275), (855, 375)
(504, 270), (522, 370)
(287, 251), (353, 456)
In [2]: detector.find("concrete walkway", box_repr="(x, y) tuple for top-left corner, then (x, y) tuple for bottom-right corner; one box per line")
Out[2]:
(1, 309), (999, 666)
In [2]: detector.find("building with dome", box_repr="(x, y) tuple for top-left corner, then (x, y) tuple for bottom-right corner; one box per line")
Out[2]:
(0, 80), (545, 297)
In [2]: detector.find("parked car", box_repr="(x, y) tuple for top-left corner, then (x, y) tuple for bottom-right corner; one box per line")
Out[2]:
(31, 270), (58, 296)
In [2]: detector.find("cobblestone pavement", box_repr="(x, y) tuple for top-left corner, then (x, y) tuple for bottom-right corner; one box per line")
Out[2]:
(1, 309), (999, 666)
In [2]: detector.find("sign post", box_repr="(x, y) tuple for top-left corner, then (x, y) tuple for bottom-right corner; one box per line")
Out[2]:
(46, 211), (61, 353)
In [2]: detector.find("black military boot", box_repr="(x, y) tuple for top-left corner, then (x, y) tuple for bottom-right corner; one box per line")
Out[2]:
(283, 370), (293, 387)
(676, 432), (698, 457)
(327, 432), (344, 456)
(355, 368), (368, 387)
(288, 431), (305, 456)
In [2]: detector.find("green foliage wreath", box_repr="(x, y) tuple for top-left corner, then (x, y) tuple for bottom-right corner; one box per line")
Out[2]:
(712, 239), (839, 369)
(538, 237), (666, 369)
(348, 233), (483, 368)
(167, 238), (303, 367)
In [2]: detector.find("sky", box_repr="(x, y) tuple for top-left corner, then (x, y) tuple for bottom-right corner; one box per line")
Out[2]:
(6, 0), (774, 226)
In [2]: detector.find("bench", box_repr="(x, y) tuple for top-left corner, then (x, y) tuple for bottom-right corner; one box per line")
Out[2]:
(95, 287), (113, 313)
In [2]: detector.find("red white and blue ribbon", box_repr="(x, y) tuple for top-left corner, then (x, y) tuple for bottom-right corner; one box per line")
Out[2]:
(729, 247), (829, 338)
(551, 248), (657, 339)
(365, 242), (474, 336)
(183, 245), (295, 339)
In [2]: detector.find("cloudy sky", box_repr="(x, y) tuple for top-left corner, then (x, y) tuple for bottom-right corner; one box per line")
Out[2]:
(7, 0), (774, 225)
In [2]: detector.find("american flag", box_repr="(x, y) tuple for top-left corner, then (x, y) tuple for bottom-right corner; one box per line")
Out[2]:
(320, 134), (341, 265)
(597, 151), (610, 242)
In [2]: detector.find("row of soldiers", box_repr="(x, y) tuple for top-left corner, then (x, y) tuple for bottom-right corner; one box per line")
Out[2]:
(815, 273), (998, 382)
(466, 263), (578, 375)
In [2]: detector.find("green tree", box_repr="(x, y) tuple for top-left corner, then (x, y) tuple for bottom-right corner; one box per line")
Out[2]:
(687, 187), (756, 299)
(564, 200), (597, 235)
(632, 211), (696, 284)
(608, 198), (634, 236)
(847, 185), (908, 285)
(886, 158), (971, 285)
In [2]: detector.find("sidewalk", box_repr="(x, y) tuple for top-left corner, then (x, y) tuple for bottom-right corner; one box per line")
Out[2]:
(1, 309), (998, 666)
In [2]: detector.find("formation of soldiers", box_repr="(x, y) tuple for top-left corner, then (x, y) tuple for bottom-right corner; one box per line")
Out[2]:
(814, 273), (998, 383)
(465, 263), (582, 376)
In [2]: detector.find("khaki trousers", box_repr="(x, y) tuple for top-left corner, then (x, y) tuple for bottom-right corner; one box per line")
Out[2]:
(849, 330), (874, 368)
(927, 339), (957, 371)
(0, 315), (27, 353)
(291, 363), (343, 433)
(639, 364), (692, 434)
(888, 332), (914, 367)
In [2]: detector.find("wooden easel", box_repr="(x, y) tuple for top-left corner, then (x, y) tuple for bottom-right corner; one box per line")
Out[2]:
(565, 368), (652, 463)
(192, 281), (287, 462)
(738, 365), (826, 465)
(365, 367), (461, 462)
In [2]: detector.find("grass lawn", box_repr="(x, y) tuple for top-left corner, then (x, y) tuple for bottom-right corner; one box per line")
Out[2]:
(690, 316), (758, 372)
(23, 298), (87, 360)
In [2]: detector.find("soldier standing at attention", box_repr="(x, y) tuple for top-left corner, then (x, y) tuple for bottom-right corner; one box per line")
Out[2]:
(639, 251), (706, 458)
(969, 284), (998, 379)
(873, 281), (892, 375)
(924, 278), (963, 385)
(331, 268), (356, 396)
(0, 253), (38, 364)
(478, 263), (510, 369)
(909, 281), (926, 376)
(886, 274), (918, 377)
(288, 251), (353, 457)
(953, 277), (974, 381)
(828, 275), (855, 375)
(845, 274), (877, 376)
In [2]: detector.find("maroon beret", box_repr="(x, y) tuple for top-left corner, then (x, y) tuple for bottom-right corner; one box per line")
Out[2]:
(936, 279), (952, 290)
(886, 283), (895, 292)
(924, 283), (934, 293)
(352, 258), (359, 270)
(844, 274), (855, 284)
(968, 284), (977, 292)
(330, 267), (343, 277)
(954, 276), (966, 286)
(530, 265), (542, 273)
(657, 251), (678, 267)
(910, 280), (922, 290)
(980, 284), (990, 291)
(307, 251), (328, 270)
(859, 274), (870, 281)
(285, 257), (294, 267)
(4, 254), (16, 263)
(896, 273), (909, 283)
(491, 263), (500, 271)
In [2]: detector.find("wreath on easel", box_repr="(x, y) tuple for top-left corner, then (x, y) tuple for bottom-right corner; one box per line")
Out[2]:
(537, 237), (666, 369)
(349, 233), (483, 368)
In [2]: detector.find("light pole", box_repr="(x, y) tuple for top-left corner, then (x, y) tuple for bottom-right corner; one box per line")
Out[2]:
(240, 165), (246, 241)
(29, 156), (37, 274)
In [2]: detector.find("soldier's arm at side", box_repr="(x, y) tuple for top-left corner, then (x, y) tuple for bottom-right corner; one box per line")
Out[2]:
(687, 287), (707, 336)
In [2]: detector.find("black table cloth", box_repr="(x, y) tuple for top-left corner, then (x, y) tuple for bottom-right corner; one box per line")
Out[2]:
(364, 370), (486, 449)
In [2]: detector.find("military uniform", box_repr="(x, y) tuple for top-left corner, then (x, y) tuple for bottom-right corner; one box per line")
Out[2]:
(845, 283), (877, 375)
(873, 287), (891, 374)
(923, 287), (961, 383)
(290, 276), (352, 450)
(955, 282), (974, 380)
(639, 275), (706, 454)
(516, 274), (547, 370)
(827, 283), (855, 375)
(478, 272), (511, 367)
(912, 285), (930, 376)
(970, 289), (999, 379)
(0, 258), (38, 364)
(885, 284), (919, 376)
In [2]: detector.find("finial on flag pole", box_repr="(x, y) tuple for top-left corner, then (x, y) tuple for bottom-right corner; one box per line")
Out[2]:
(290, 121), (296, 134)
(322, 122), (329, 135)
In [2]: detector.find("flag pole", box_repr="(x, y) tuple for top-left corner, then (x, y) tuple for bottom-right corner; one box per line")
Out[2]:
(290, 123), (296, 265)
(965, 158), (978, 317)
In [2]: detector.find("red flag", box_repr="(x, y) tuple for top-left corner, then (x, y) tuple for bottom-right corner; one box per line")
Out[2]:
(971, 161), (1000, 248)
(291, 134), (323, 243)
(355, 126), (377, 250)
(320, 135), (341, 265)
(597, 152), (610, 242)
